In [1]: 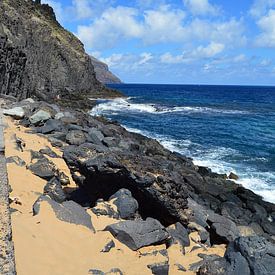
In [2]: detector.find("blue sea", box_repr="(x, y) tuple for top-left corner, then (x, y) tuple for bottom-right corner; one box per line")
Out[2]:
(90, 84), (275, 203)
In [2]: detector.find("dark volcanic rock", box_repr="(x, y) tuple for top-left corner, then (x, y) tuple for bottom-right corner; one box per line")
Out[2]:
(226, 236), (275, 275)
(104, 218), (169, 250)
(207, 212), (240, 243)
(167, 222), (190, 250)
(28, 158), (56, 180)
(200, 236), (275, 275)
(33, 195), (95, 232)
(198, 257), (228, 275)
(109, 189), (139, 220)
(39, 147), (59, 158)
(0, 0), (121, 108)
(6, 156), (26, 167)
(147, 262), (169, 275)
(66, 130), (87, 145)
(43, 177), (67, 203)
(101, 240), (115, 253)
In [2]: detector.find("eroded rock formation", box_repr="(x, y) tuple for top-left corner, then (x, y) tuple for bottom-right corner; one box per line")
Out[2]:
(0, 0), (121, 108)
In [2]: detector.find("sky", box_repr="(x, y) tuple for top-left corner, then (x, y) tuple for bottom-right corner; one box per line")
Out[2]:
(42, 0), (275, 85)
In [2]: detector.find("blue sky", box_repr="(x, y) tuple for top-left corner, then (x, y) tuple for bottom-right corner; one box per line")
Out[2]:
(42, 0), (275, 85)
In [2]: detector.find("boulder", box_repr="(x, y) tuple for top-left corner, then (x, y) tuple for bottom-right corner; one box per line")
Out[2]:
(58, 171), (70, 186)
(6, 156), (26, 167)
(43, 177), (67, 203)
(261, 220), (275, 235)
(167, 222), (190, 250)
(87, 128), (104, 145)
(66, 130), (87, 145)
(39, 147), (59, 158)
(207, 212), (240, 243)
(147, 262), (169, 275)
(29, 110), (51, 125)
(104, 218), (169, 250)
(38, 119), (64, 134)
(198, 257), (228, 275)
(225, 251), (250, 275)
(227, 236), (275, 275)
(28, 158), (56, 180)
(228, 172), (239, 180)
(3, 107), (25, 119)
(109, 189), (139, 220)
(190, 255), (221, 273)
(49, 137), (65, 148)
(33, 196), (95, 232)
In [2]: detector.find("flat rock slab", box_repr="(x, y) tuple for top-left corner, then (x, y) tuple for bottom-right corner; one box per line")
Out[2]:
(33, 195), (95, 232)
(104, 217), (169, 250)
(3, 107), (25, 119)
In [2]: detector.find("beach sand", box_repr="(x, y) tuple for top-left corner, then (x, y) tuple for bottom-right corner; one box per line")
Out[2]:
(4, 117), (226, 275)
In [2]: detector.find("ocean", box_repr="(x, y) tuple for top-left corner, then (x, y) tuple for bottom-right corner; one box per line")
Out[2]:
(90, 84), (275, 203)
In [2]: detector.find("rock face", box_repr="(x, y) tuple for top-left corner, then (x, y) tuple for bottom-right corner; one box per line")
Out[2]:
(0, 0), (121, 107)
(90, 56), (122, 84)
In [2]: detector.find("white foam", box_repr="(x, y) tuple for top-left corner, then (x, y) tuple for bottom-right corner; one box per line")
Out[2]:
(90, 98), (249, 116)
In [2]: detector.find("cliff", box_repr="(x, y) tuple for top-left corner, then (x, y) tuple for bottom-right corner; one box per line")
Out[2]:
(90, 56), (122, 84)
(0, 0), (122, 109)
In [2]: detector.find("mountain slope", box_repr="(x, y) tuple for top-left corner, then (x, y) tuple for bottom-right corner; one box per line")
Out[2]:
(90, 56), (122, 84)
(0, 0), (121, 108)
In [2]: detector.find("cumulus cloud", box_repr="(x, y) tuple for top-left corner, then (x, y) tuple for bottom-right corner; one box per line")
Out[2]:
(160, 42), (224, 64)
(77, 6), (143, 50)
(183, 0), (220, 16)
(191, 42), (224, 58)
(76, 4), (245, 50)
(249, 0), (275, 17)
(255, 9), (275, 47)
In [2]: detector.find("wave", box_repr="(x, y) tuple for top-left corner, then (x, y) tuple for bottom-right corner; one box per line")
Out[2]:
(90, 98), (249, 116)
(124, 125), (275, 203)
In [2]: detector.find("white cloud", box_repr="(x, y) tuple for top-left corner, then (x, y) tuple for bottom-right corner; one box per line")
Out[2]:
(187, 18), (247, 47)
(137, 52), (154, 65)
(249, 0), (275, 17)
(76, 4), (245, 50)
(70, 0), (94, 20)
(142, 5), (186, 44)
(160, 52), (186, 64)
(255, 9), (275, 47)
(77, 6), (143, 50)
(191, 42), (224, 58)
(183, 0), (220, 16)
(160, 42), (224, 64)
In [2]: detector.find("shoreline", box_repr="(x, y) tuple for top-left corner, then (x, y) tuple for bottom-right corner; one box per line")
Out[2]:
(1, 97), (275, 274)
(90, 96), (275, 204)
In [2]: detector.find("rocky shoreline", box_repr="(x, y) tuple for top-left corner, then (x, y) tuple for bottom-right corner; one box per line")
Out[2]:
(2, 97), (275, 274)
